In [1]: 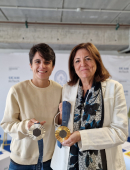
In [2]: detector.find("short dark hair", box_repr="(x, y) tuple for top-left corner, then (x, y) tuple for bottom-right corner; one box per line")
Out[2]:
(29, 43), (55, 66)
(68, 42), (111, 86)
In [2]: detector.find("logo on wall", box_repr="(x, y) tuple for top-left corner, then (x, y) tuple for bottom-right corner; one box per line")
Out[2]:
(54, 70), (67, 86)
(9, 67), (19, 71)
(124, 90), (129, 96)
(8, 76), (20, 83)
(118, 80), (128, 83)
(119, 67), (129, 73)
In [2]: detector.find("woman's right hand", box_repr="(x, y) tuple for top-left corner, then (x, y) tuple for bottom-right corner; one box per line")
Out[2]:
(58, 103), (62, 124)
(59, 102), (62, 113)
(27, 118), (46, 130)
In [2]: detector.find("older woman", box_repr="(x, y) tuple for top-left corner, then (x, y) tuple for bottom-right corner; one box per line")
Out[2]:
(51, 43), (128, 170)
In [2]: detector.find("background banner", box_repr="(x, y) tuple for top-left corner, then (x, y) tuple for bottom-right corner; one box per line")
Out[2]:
(0, 52), (130, 139)
(102, 55), (130, 139)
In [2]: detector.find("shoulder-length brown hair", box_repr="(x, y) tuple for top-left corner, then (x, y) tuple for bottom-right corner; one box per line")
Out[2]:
(68, 42), (111, 86)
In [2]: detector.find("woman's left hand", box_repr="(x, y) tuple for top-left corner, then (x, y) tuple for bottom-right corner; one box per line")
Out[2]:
(61, 131), (81, 147)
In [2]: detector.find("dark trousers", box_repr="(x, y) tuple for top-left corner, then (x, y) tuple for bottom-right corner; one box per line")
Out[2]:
(9, 159), (53, 170)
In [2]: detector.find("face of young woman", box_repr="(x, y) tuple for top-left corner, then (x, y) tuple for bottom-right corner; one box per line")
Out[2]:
(30, 52), (54, 85)
(73, 48), (97, 81)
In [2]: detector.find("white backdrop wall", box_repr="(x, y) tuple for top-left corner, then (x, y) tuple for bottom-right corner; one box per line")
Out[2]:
(0, 51), (130, 140)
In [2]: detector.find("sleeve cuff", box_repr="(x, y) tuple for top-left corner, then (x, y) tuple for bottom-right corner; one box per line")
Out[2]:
(24, 120), (30, 134)
(78, 130), (84, 151)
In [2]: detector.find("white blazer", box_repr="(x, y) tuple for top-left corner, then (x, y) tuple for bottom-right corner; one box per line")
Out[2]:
(51, 79), (128, 170)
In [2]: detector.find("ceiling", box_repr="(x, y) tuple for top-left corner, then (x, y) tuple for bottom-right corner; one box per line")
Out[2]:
(0, 0), (130, 24)
(0, 0), (130, 51)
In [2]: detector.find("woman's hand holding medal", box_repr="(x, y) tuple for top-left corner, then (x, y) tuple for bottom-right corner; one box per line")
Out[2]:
(62, 131), (81, 147)
(27, 118), (46, 141)
(27, 118), (46, 129)
(58, 103), (62, 125)
(57, 102), (81, 147)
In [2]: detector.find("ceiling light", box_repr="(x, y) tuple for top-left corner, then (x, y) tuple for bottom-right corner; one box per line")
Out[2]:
(77, 8), (81, 12)
(90, 16), (98, 18)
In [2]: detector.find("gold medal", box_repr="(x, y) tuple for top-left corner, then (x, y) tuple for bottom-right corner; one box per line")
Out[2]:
(55, 126), (71, 143)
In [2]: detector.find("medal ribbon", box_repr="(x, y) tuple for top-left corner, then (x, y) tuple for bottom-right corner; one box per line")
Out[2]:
(57, 101), (71, 148)
(35, 123), (43, 170)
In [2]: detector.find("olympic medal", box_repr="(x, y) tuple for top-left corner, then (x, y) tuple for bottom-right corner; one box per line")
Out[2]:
(55, 126), (71, 143)
(28, 124), (46, 141)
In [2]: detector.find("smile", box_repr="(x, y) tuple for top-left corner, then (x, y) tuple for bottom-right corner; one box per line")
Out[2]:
(81, 69), (89, 71)
(38, 71), (47, 73)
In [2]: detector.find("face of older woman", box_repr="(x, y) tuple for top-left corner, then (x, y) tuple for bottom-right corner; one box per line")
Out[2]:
(74, 48), (97, 81)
